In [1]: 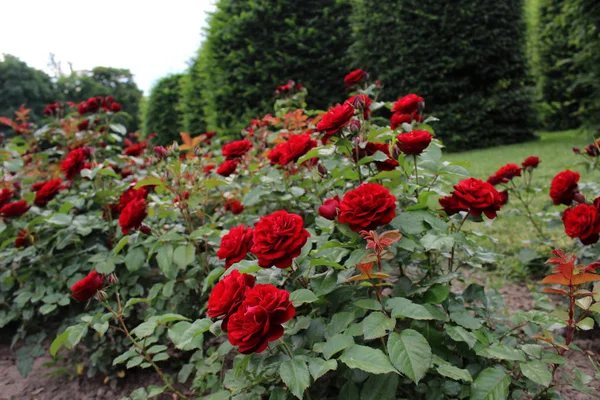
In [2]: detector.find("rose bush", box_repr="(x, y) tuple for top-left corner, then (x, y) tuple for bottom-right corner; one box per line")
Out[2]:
(0, 73), (598, 400)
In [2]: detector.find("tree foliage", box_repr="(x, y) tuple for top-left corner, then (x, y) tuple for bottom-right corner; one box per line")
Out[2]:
(144, 74), (184, 146)
(199, 0), (353, 135)
(0, 55), (56, 123)
(350, 0), (536, 151)
(180, 54), (208, 135)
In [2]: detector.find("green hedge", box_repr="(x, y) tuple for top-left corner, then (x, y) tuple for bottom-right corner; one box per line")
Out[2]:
(350, 0), (535, 151)
(199, 0), (353, 135)
(143, 74), (185, 146)
(180, 53), (208, 135)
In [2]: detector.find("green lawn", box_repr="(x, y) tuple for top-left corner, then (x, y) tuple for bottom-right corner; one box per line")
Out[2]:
(443, 129), (600, 276)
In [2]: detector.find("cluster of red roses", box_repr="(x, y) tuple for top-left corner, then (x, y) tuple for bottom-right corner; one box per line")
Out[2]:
(216, 139), (253, 177)
(61, 147), (91, 180)
(267, 132), (317, 167)
(390, 93), (424, 130)
(573, 141), (600, 157)
(344, 69), (368, 90)
(486, 156), (540, 186)
(123, 136), (148, 157)
(217, 210), (310, 270)
(274, 80), (304, 97)
(106, 185), (150, 235)
(77, 96), (122, 115)
(207, 270), (295, 354)
(43, 102), (64, 117)
(549, 170), (600, 245)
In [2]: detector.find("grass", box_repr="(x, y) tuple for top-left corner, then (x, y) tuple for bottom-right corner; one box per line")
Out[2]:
(442, 129), (600, 277)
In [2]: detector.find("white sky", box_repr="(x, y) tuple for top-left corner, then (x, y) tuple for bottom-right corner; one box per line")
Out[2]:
(0, 0), (216, 94)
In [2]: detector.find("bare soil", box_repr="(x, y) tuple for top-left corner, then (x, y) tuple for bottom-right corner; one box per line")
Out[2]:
(1, 277), (598, 399)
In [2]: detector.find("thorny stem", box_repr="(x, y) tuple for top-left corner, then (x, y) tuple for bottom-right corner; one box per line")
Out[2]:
(449, 213), (470, 272)
(509, 180), (551, 248)
(104, 293), (188, 400)
(413, 155), (419, 186)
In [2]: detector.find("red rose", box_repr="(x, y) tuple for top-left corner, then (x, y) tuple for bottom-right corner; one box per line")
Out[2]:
(207, 269), (255, 330)
(562, 204), (600, 245)
(353, 142), (398, 171)
(318, 195), (341, 220)
(217, 160), (239, 177)
(227, 284), (295, 354)
(77, 102), (89, 115)
(278, 133), (317, 166)
(77, 119), (90, 131)
(338, 183), (397, 231)
(439, 178), (504, 219)
(267, 144), (285, 166)
(344, 69), (367, 89)
(118, 187), (148, 212)
(224, 199), (244, 215)
(34, 179), (65, 207)
(0, 188), (14, 206)
(251, 210), (310, 269)
(0, 200), (29, 217)
(71, 270), (105, 302)
(550, 170), (580, 206)
(109, 103), (122, 113)
(217, 225), (253, 268)
(487, 164), (522, 186)
(396, 130), (433, 155)
(15, 229), (31, 248)
(61, 148), (90, 180)
(345, 94), (373, 119)
(521, 156), (540, 170)
(499, 190), (509, 205)
(316, 103), (355, 144)
(203, 164), (216, 174)
(119, 197), (147, 234)
(43, 103), (60, 116)
(154, 146), (168, 159)
(123, 142), (146, 157)
(222, 139), (252, 159)
(392, 94), (424, 114)
(584, 142), (600, 157)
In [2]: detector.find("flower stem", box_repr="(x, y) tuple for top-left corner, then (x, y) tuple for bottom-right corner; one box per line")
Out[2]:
(413, 155), (419, 186)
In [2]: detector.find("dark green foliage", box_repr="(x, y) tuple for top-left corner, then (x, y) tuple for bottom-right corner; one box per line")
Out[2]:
(144, 74), (185, 146)
(180, 54), (208, 135)
(200, 0), (353, 135)
(351, 0), (536, 151)
(0, 55), (57, 124)
(56, 67), (143, 131)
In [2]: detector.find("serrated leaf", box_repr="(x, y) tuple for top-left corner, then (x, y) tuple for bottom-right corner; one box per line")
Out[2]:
(125, 247), (146, 271)
(339, 345), (396, 375)
(50, 329), (70, 357)
(289, 289), (318, 305)
(437, 364), (472, 382)
(420, 233), (454, 251)
(308, 358), (337, 381)
(387, 330), (432, 384)
(280, 359), (310, 399)
(134, 177), (164, 189)
(387, 297), (446, 320)
(322, 333), (354, 360)
(173, 244), (195, 269)
(131, 321), (157, 338)
(520, 361), (551, 387)
(445, 325), (477, 348)
(470, 367), (510, 400)
(362, 313), (395, 340)
(126, 356), (144, 369)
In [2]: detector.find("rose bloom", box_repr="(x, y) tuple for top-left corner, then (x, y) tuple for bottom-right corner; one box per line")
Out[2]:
(267, 144), (285, 166)
(224, 199), (244, 215)
(316, 103), (355, 144)
(34, 179), (65, 207)
(123, 142), (146, 157)
(487, 164), (522, 185)
(207, 269), (255, 330)
(318, 195), (341, 220)
(353, 142), (398, 171)
(109, 103), (122, 113)
(499, 190), (509, 206)
(338, 183), (397, 231)
(203, 164), (216, 174)
(391, 94), (424, 114)
(119, 197), (147, 234)
(439, 178), (504, 219)
(61, 147), (90, 180)
(344, 69), (367, 89)
(227, 284), (295, 354)
(0, 200), (29, 217)
(396, 130), (433, 155)
(217, 225), (254, 268)
(345, 94), (373, 119)
(521, 156), (540, 170)
(0, 188), (14, 206)
(550, 170), (580, 206)
(222, 139), (253, 160)
(15, 230), (31, 248)
(277, 133), (317, 166)
(118, 187), (148, 212)
(71, 270), (105, 302)
(217, 160), (239, 177)
(562, 204), (600, 245)
(251, 210), (310, 269)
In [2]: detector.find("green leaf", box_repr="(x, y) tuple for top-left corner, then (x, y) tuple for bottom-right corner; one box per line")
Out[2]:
(124, 298), (148, 310)
(39, 303), (57, 315)
(360, 373), (399, 400)
(174, 318), (211, 349)
(289, 289), (318, 305)
(151, 313), (190, 323)
(67, 324), (88, 347)
(353, 299), (382, 310)
(324, 312), (355, 339)
(424, 284), (450, 304)
(173, 244), (195, 269)
(450, 311), (483, 329)
(362, 313), (395, 340)
(113, 236), (129, 254)
(478, 344), (526, 362)
(420, 233), (455, 251)
(322, 333), (354, 360)
(112, 349), (137, 365)
(470, 367), (510, 400)
(131, 321), (157, 338)
(134, 177), (164, 189)
(126, 356), (144, 369)
(520, 361), (552, 387)
(308, 358), (337, 381)
(387, 297), (446, 320)
(157, 244), (176, 279)
(339, 345), (396, 375)
(50, 329), (70, 357)
(125, 247), (146, 271)
(387, 330), (432, 384)
(147, 345), (168, 354)
(242, 186), (263, 206)
(445, 325), (477, 348)
(96, 258), (116, 274)
(47, 213), (73, 226)
(437, 364), (473, 382)
(279, 359), (310, 399)
(152, 353), (169, 362)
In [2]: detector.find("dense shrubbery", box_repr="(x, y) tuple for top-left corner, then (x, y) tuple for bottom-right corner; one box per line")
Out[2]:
(349, 0), (536, 151)
(144, 74), (185, 146)
(1, 71), (599, 399)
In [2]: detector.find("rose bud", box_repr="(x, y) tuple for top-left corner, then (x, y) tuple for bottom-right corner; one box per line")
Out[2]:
(154, 146), (168, 159)
(140, 225), (152, 235)
(573, 193), (587, 204)
(317, 163), (327, 178)
(318, 195), (341, 220)
(349, 120), (361, 135)
(573, 147), (581, 154)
